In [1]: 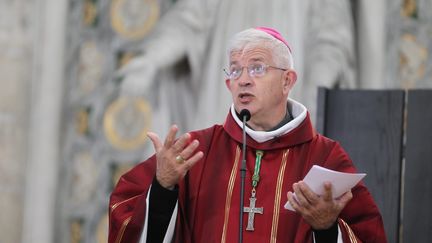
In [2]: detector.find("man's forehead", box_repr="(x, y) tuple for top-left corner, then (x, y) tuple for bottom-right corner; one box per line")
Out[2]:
(229, 47), (272, 63)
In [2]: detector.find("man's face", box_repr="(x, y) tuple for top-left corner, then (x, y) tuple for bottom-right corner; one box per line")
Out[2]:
(226, 46), (295, 124)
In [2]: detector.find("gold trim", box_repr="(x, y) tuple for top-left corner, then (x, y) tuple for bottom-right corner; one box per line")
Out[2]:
(221, 146), (241, 243)
(270, 149), (289, 243)
(110, 194), (141, 212)
(340, 218), (358, 243)
(115, 216), (132, 243)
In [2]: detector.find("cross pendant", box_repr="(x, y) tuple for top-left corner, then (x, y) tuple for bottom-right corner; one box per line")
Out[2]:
(243, 191), (263, 231)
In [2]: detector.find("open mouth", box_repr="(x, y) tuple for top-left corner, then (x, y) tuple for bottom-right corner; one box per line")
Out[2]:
(239, 93), (254, 102)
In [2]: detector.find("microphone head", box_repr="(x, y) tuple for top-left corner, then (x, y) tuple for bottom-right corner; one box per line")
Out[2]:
(239, 109), (251, 122)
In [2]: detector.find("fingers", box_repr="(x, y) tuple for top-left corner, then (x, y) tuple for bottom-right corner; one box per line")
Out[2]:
(147, 132), (162, 152)
(288, 180), (351, 230)
(183, 151), (204, 169)
(292, 181), (320, 209)
(165, 125), (193, 152)
(172, 133), (192, 153)
(178, 139), (199, 160)
(299, 181), (320, 204)
(152, 125), (190, 153)
(152, 125), (204, 188)
(287, 191), (300, 211)
(292, 182), (309, 209)
(322, 182), (333, 201)
(175, 138), (202, 170)
(337, 190), (353, 207)
(288, 181), (335, 211)
(160, 125), (201, 161)
(164, 125), (179, 148)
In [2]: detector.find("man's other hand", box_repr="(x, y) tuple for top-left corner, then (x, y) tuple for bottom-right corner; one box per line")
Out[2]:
(287, 181), (353, 230)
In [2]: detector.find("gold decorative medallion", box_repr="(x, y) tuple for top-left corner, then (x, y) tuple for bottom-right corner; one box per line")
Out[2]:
(103, 96), (152, 150)
(110, 0), (160, 40)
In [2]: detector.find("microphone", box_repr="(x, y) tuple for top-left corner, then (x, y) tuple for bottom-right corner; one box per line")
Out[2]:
(239, 109), (251, 122)
(238, 109), (250, 243)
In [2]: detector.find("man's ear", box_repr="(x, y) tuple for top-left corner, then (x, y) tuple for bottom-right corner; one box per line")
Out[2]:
(283, 70), (297, 93)
(225, 78), (232, 91)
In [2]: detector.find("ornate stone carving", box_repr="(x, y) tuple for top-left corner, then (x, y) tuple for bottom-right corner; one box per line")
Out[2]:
(399, 34), (428, 89)
(401, 0), (417, 18)
(110, 0), (160, 40)
(83, 0), (98, 26)
(78, 41), (104, 95)
(75, 107), (91, 135)
(103, 96), (152, 150)
(70, 151), (99, 205)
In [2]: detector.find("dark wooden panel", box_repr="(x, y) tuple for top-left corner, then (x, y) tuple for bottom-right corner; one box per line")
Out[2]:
(316, 87), (327, 134)
(403, 90), (432, 243)
(317, 88), (404, 243)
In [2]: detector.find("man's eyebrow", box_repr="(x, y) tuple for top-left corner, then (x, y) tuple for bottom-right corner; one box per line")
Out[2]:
(230, 57), (264, 65)
(249, 57), (265, 62)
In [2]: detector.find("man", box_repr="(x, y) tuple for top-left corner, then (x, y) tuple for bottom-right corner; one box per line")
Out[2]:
(109, 28), (387, 243)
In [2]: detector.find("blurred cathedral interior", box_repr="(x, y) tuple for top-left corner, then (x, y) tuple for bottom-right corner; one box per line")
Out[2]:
(0, 0), (431, 242)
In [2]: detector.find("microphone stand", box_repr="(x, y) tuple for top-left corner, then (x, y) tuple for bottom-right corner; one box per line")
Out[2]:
(239, 114), (248, 243)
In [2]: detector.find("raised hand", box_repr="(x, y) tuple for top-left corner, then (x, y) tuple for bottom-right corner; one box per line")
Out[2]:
(287, 181), (353, 230)
(147, 125), (204, 189)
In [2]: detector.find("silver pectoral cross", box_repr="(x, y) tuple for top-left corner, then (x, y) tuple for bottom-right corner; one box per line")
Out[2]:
(243, 191), (263, 231)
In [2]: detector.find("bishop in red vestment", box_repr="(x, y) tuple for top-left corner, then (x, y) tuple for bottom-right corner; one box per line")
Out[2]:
(109, 27), (387, 243)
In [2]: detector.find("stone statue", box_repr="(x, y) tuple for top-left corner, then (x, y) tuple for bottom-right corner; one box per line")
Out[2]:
(117, 0), (355, 132)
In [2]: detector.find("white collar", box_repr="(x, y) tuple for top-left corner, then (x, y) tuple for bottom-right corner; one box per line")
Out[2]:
(230, 98), (308, 143)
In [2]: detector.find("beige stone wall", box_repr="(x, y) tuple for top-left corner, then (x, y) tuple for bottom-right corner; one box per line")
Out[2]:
(0, 0), (33, 242)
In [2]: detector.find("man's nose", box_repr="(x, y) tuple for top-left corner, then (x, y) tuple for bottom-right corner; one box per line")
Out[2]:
(237, 68), (252, 86)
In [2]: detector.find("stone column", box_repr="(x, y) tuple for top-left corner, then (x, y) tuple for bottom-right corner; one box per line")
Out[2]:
(0, 0), (34, 242)
(21, 0), (68, 242)
(356, 0), (387, 89)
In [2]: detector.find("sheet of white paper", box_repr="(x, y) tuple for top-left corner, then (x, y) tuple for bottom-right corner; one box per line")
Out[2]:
(284, 165), (366, 211)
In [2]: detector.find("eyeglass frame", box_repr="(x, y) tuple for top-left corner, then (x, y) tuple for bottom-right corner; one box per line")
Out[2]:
(223, 63), (288, 80)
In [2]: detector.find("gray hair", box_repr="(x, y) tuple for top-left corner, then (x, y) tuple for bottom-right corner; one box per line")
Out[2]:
(227, 28), (294, 69)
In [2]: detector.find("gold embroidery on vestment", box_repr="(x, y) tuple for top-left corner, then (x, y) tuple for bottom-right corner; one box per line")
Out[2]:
(115, 216), (131, 243)
(110, 194), (141, 212)
(270, 149), (289, 243)
(340, 218), (358, 243)
(221, 146), (241, 243)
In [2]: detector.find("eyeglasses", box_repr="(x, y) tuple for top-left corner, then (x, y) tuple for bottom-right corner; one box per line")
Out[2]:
(224, 63), (287, 80)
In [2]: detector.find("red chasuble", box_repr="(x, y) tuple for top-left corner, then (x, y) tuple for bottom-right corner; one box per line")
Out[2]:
(109, 112), (387, 243)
